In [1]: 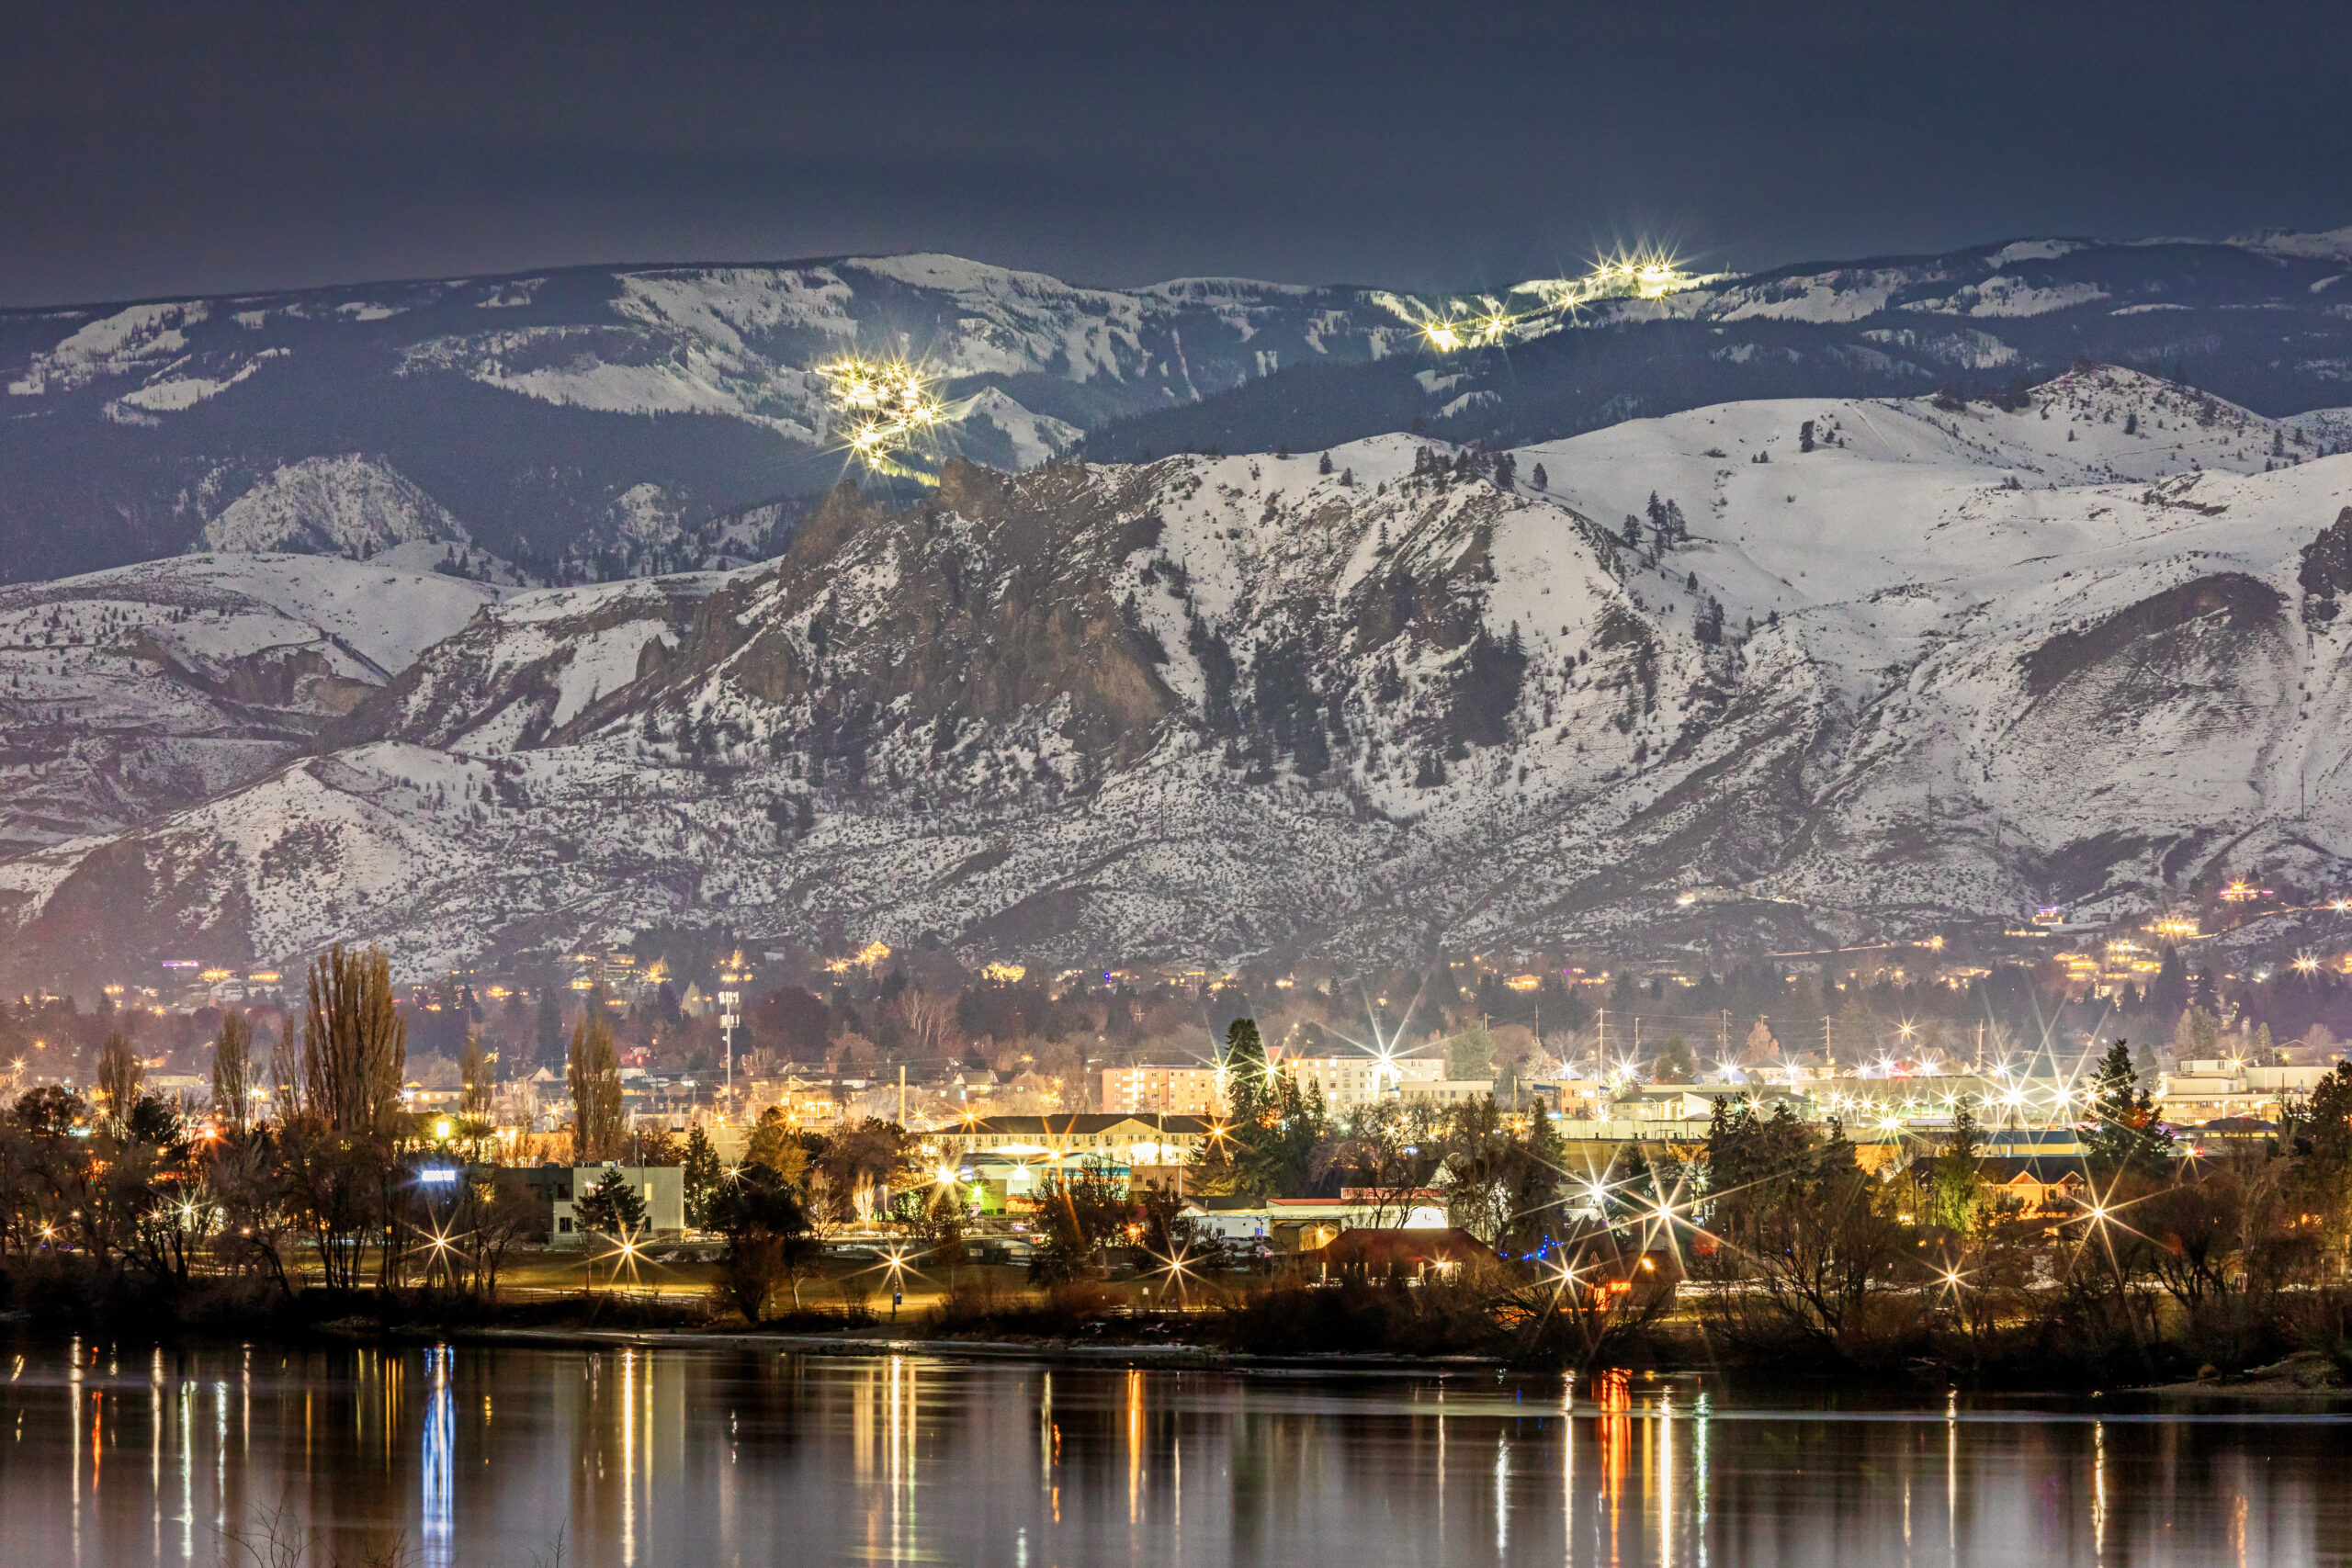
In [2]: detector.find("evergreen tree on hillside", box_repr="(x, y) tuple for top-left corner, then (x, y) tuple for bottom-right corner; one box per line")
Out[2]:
(2084, 1040), (2169, 1177)
(1927, 1101), (1984, 1232)
(1654, 1036), (1696, 1082)
(578, 1168), (649, 1237)
(682, 1126), (723, 1230)
(535, 986), (566, 1071)
(2149, 944), (2189, 1017)
(1449, 1023), (1496, 1080)
(1222, 1018), (1272, 1123)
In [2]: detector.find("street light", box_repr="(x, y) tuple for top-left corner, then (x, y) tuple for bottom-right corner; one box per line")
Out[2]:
(719, 973), (743, 1093)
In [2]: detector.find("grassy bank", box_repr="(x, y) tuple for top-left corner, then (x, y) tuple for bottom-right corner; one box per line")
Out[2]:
(9, 1251), (2350, 1394)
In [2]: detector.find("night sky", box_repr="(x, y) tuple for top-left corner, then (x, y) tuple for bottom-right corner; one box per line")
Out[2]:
(6, 0), (2347, 308)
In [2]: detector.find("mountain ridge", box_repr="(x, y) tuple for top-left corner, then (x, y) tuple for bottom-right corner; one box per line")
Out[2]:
(8, 229), (2351, 589)
(5, 367), (2349, 987)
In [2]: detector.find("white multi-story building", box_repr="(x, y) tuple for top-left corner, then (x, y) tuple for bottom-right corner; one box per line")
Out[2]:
(1281, 1053), (1443, 1110)
(1098, 1064), (1225, 1116)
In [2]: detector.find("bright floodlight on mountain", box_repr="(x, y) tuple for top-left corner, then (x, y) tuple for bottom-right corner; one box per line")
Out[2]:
(1412, 248), (1711, 353)
(820, 358), (948, 471)
(1582, 247), (1703, 300)
(1419, 308), (1522, 353)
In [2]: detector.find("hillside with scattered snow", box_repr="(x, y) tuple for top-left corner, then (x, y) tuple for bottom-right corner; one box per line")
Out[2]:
(4, 368), (2348, 986)
(0, 555), (496, 871)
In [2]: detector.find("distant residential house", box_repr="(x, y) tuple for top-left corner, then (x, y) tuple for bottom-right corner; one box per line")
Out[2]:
(2178, 1116), (2276, 1153)
(1263, 1193), (1453, 1252)
(1975, 1156), (2088, 1214)
(1298, 1227), (1498, 1280)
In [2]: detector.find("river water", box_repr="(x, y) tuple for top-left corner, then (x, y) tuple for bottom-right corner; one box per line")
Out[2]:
(1, 1338), (2346, 1567)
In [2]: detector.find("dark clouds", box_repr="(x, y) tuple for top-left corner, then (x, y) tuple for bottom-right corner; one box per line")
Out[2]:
(5, 0), (2346, 306)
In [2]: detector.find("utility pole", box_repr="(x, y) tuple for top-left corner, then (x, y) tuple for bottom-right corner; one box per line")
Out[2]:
(898, 1064), (907, 1128)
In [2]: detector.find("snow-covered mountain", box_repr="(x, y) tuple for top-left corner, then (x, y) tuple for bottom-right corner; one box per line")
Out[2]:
(5, 367), (2347, 987)
(0, 256), (1424, 586)
(8, 231), (2352, 591)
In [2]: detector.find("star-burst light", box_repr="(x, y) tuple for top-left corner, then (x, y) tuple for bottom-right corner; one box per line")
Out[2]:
(1148, 1241), (1201, 1308)
(820, 359), (948, 468)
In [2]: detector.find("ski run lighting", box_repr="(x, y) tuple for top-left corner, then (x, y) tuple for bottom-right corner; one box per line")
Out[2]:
(1411, 248), (1716, 353)
(820, 358), (947, 467)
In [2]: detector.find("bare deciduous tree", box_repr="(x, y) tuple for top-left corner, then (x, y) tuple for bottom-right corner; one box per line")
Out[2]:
(212, 1010), (255, 1134)
(569, 998), (625, 1163)
(896, 989), (966, 1062)
(95, 1029), (142, 1133)
(459, 1032), (491, 1119)
(302, 944), (407, 1136)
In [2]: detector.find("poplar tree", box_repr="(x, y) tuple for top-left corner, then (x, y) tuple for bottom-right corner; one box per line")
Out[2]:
(570, 994), (626, 1163)
(460, 1032), (491, 1119)
(302, 943), (407, 1136)
(96, 1029), (142, 1133)
(535, 986), (566, 1070)
(211, 1010), (254, 1134)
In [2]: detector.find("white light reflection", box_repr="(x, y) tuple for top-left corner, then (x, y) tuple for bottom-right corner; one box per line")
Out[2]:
(2092, 1418), (2106, 1558)
(69, 1336), (81, 1566)
(1695, 1391), (1710, 1568)
(179, 1380), (194, 1564)
(620, 1348), (636, 1568)
(1562, 1375), (1575, 1555)
(150, 1351), (162, 1562)
(1494, 1436), (1509, 1554)
(1947, 1389), (1957, 1562)
(1660, 1391), (1675, 1568)
(421, 1347), (454, 1568)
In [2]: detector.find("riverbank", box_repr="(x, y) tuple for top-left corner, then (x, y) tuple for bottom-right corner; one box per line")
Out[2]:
(8, 1252), (2349, 1396)
(425, 1320), (1518, 1375)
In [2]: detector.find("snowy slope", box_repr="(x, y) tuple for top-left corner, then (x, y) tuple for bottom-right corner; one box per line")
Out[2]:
(197, 455), (474, 557)
(6, 370), (2351, 985)
(0, 555), (496, 860)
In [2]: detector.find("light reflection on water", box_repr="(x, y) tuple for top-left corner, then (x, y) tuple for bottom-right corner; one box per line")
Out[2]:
(1, 1337), (2347, 1567)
